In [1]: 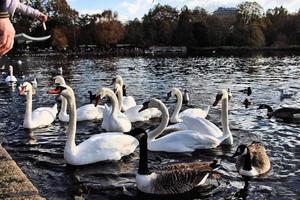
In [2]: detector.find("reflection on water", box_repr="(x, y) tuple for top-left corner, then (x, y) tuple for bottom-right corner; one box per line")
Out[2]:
(1, 55), (300, 199)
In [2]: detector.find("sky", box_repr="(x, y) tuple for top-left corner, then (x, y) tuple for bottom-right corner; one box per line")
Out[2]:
(67, 0), (300, 22)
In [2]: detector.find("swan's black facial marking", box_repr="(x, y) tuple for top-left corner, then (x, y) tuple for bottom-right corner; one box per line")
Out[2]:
(94, 95), (101, 107)
(166, 91), (172, 100)
(139, 101), (150, 112)
(232, 145), (248, 158)
(213, 93), (223, 106)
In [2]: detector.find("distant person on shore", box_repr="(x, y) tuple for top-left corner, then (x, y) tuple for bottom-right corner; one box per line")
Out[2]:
(0, 0), (48, 56)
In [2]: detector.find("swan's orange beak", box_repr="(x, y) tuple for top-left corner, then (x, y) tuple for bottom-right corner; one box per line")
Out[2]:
(19, 86), (26, 96)
(47, 88), (61, 94)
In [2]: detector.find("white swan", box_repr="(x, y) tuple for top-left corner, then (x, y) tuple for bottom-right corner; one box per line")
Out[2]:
(139, 97), (232, 153)
(167, 88), (209, 123)
(113, 75), (136, 111)
(95, 87), (132, 132)
(19, 82), (57, 129)
(53, 76), (104, 122)
(114, 83), (161, 122)
(5, 65), (17, 82)
(166, 89), (233, 143)
(47, 84), (138, 165)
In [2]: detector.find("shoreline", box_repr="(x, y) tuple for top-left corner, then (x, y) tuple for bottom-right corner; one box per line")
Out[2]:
(8, 46), (300, 58)
(0, 144), (44, 199)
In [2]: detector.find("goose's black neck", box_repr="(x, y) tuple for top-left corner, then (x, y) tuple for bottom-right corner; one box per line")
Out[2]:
(138, 134), (150, 175)
(264, 104), (273, 113)
(242, 147), (252, 171)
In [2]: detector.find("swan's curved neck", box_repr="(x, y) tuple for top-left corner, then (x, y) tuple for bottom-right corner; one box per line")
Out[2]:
(24, 89), (33, 124)
(59, 96), (68, 118)
(65, 92), (77, 152)
(148, 102), (169, 141)
(10, 68), (13, 78)
(220, 97), (233, 145)
(106, 90), (119, 116)
(116, 88), (123, 112)
(171, 91), (183, 122)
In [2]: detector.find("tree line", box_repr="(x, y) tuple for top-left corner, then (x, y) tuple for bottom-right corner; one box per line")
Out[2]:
(13, 0), (300, 50)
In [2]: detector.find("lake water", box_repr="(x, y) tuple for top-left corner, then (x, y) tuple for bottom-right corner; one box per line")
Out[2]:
(1, 55), (300, 199)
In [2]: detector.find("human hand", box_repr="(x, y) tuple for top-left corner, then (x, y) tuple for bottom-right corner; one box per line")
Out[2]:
(38, 13), (48, 23)
(0, 18), (15, 56)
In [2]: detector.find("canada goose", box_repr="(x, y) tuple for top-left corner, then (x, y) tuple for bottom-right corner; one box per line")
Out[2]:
(128, 128), (220, 194)
(232, 142), (271, 177)
(258, 104), (300, 121)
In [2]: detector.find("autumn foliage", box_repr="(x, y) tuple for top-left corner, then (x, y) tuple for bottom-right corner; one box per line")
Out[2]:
(12, 1), (300, 50)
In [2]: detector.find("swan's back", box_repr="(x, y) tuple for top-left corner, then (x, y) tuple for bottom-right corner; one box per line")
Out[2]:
(67, 133), (138, 165)
(148, 130), (220, 152)
(76, 104), (104, 121)
(180, 116), (223, 138)
(179, 107), (209, 119)
(29, 104), (58, 128)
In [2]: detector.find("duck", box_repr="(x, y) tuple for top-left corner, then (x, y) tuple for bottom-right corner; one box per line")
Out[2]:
(167, 88), (210, 123)
(139, 95), (233, 152)
(19, 82), (57, 129)
(232, 142), (271, 177)
(5, 65), (17, 82)
(165, 90), (233, 143)
(243, 97), (252, 109)
(53, 76), (105, 122)
(182, 89), (190, 106)
(47, 84), (138, 165)
(114, 83), (161, 122)
(127, 128), (220, 194)
(279, 89), (296, 101)
(239, 87), (252, 96)
(258, 104), (300, 121)
(112, 75), (136, 111)
(95, 87), (131, 132)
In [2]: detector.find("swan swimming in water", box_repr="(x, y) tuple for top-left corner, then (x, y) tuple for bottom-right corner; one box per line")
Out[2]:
(95, 87), (132, 132)
(47, 83), (138, 165)
(5, 65), (17, 82)
(112, 75), (136, 111)
(138, 93), (233, 153)
(114, 83), (161, 122)
(19, 82), (57, 129)
(167, 88), (209, 123)
(53, 76), (105, 122)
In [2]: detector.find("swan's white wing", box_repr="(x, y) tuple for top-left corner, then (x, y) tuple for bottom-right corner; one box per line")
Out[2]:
(148, 130), (220, 152)
(179, 116), (223, 138)
(71, 134), (138, 165)
(124, 105), (162, 122)
(5, 76), (17, 82)
(31, 104), (57, 128)
(165, 123), (188, 131)
(76, 104), (104, 121)
(122, 96), (136, 111)
(179, 106), (209, 119)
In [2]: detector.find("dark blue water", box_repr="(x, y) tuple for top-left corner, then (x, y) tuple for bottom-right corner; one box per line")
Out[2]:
(1, 55), (300, 199)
